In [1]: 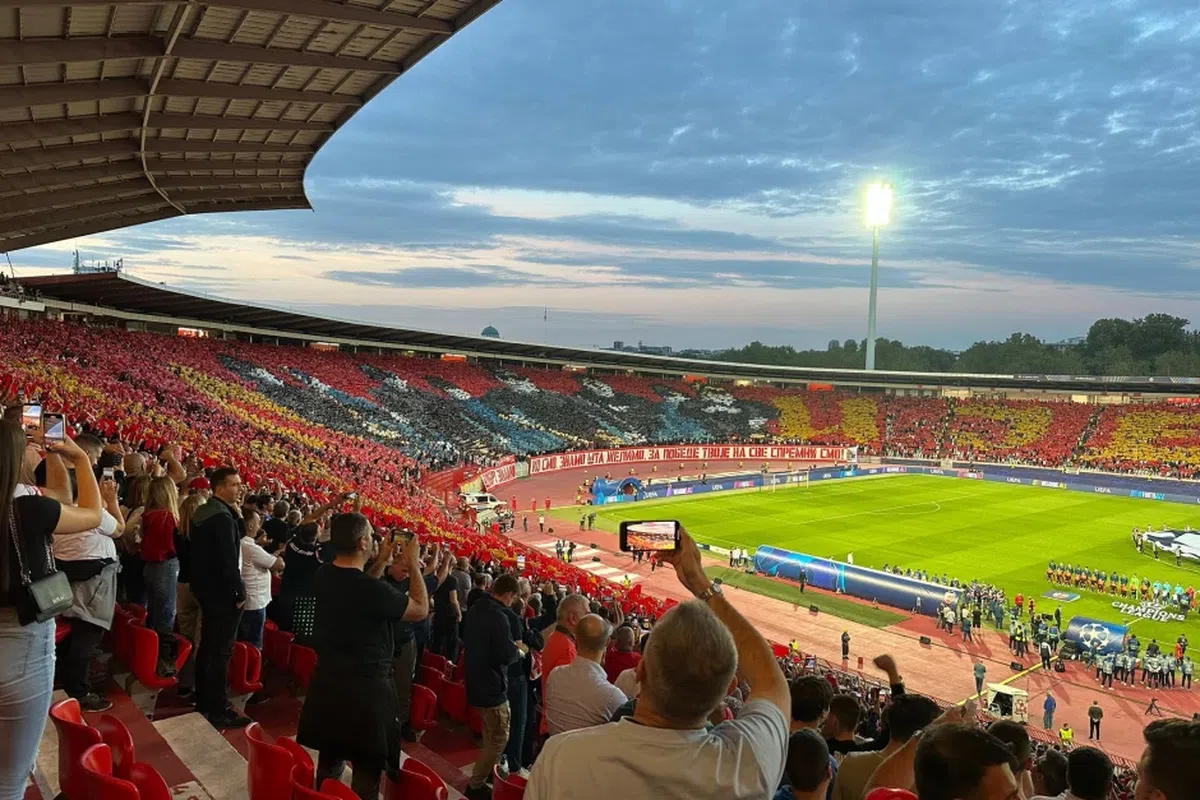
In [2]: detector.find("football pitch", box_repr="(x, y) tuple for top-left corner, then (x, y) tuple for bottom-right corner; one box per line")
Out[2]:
(592, 474), (1200, 642)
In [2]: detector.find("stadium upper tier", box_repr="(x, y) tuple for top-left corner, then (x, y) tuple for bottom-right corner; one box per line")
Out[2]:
(5, 315), (1200, 478)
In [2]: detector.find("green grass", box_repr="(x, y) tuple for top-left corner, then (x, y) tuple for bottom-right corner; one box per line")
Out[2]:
(704, 566), (907, 628)
(593, 474), (1200, 641)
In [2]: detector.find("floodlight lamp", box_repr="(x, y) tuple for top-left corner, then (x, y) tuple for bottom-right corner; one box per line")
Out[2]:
(865, 182), (893, 228)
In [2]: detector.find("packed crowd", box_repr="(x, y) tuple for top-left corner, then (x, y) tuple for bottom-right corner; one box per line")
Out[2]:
(5, 317), (1200, 478)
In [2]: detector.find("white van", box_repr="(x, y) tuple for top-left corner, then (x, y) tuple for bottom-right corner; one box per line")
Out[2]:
(462, 492), (506, 511)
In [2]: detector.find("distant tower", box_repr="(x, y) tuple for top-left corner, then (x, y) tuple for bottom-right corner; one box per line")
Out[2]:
(481, 325), (500, 338)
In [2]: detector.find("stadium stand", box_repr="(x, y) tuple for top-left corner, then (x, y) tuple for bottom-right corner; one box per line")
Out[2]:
(4, 308), (1199, 800)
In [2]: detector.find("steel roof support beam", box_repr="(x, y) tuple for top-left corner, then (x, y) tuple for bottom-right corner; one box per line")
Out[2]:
(149, 112), (333, 132)
(0, 208), (181, 254)
(0, 163), (144, 196)
(153, 175), (303, 190)
(0, 141), (137, 172)
(0, 194), (170, 237)
(0, 78), (147, 110)
(0, 36), (164, 67)
(0, 0), (452, 34)
(172, 39), (402, 74)
(156, 78), (362, 106)
(0, 113), (143, 146)
(0, 179), (154, 218)
(145, 139), (311, 154)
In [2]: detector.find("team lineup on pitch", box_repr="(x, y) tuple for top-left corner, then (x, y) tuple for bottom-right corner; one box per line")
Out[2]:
(587, 473), (1200, 644)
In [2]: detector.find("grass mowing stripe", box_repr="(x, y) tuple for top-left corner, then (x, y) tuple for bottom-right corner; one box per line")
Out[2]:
(704, 566), (906, 629)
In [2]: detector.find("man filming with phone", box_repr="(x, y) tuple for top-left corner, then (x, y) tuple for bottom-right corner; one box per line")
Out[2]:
(526, 526), (790, 799)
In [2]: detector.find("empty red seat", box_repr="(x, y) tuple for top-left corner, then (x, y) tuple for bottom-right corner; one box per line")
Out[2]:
(262, 625), (294, 670)
(245, 723), (294, 800)
(492, 766), (527, 800)
(415, 665), (441, 688)
(229, 642), (264, 695)
(409, 684), (438, 734)
(385, 756), (449, 800)
(49, 697), (102, 799)
(290, 765), (337, 800)
(128, 627), (190, 690)
(316, 779), (359, 800)
(93, 714), (136, 781)
(291, 645), (318, 690)
(276, 737), (314, 789)
(421, 652), (451, 677)
(78, 744), (171, 800)
(438, 679), (468, 725)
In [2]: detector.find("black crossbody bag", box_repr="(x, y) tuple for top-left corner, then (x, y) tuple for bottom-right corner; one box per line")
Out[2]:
(9, 504), (73, 625)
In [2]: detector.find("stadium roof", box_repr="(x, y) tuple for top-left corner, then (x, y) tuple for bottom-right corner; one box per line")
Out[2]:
(19, 271), (1200, 394)
(0, 0), (500, 253)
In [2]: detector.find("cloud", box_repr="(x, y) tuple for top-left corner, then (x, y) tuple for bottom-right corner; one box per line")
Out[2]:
(11, 0), (1200, 350)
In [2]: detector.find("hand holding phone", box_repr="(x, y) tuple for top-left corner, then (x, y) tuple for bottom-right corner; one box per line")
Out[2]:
(21, 403), (42, 439)
(619, 520), (681, 553)
(42, 412), (66, 443)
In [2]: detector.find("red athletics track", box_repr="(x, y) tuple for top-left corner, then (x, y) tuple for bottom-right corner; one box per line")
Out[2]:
(506, 462), (1200, 764)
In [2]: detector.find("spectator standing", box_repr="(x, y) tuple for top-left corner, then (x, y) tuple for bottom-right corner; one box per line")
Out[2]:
(865, 719), (1020, 799)
(174, 493), (205, 699)
(503, 586), (550, 776)
(1035, 746), (1111, 800)
(1134, 719), (1200, 800)
(605, 624), (642, 683)
(830, 694), (939, 800)
(141, 476), (181, 676)
(1042, 692), (1056, 730)
(1030, 749), (1068, 799)
(0, 420), (103, 800)
(430, 558), (463, 661)
(545, 614), (627, 735)
(525, 529), (790, 800)
(190, 467), (249, 729)
(386, 541), (444, 742)
(1087, 701), (1103, 740)
(987, 720), (1035, 800)
(49, 443), (124, 712)
(774, 730), (834, 800)
(297, 517), (427, 800)
(540, 592), (589, 714)
(973, 661), (986, 697)
(462, 572), (526, 800)
(237, 509), (283, 651)
(822, 695), (863, 757)
(275, 522), (322, 641)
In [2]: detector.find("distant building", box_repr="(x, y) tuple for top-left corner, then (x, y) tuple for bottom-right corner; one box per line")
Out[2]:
(1050, 336), (1084, 350)
(608, 340), (672, 356)
(481, 325), (500, 338)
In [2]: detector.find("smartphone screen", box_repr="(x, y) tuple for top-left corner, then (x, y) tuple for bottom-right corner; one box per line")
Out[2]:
(102, 467), (115, 481)
(619, 520), (681, 552)
(42, 412), (66, 443)
(517, 554), (526, 571)
(21, 403), (42, 437)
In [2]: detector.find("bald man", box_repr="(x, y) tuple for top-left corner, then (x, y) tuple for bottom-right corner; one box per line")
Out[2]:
(544, 614), (628, 735)
(606, 625), (642, 684)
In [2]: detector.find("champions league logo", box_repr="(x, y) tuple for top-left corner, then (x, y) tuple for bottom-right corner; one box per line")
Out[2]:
(1079, 622), (1113, 651)
(1111, 600), (1187, 623)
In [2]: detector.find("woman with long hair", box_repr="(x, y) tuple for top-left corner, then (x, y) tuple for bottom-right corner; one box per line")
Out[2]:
(141, 476), (181, 675)
(1, 418), (104, 800)
(174, 492), (205, 698)
(117, 474), (151, 604)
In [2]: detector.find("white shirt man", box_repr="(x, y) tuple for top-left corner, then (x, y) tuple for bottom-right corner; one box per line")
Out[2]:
(53, 508), (120, 562)
(240, 537), (279, 611)
(545, 615), (628, 735)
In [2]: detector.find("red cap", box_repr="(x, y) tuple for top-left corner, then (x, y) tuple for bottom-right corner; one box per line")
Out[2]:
(188, 477), (211, 490)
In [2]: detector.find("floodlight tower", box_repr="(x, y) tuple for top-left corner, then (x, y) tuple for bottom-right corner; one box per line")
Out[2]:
(864, 182), (893, 371)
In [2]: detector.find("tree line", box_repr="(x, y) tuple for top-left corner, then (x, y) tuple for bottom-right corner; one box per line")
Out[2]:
(689, 314), (1200, 377)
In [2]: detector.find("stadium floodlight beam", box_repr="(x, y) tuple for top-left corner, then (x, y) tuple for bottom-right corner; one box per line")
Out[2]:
(864, 181), (893, 371)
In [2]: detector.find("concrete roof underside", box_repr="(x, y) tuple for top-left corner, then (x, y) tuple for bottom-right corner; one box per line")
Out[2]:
(0, 0), (501, 252)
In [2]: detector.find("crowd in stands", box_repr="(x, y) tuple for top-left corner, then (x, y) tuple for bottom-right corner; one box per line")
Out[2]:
(6, 317), (1200, 800)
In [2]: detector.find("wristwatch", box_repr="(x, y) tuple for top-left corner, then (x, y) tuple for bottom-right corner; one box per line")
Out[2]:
(696, 582), (724, 602)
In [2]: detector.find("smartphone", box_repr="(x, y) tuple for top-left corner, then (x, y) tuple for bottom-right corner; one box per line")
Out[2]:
(517, 554), (526, 571)
(42, 412), (66, 443)
(619, 520), (681, 552)
(21, 403), (42, 437)
(102, 467), (115, 481)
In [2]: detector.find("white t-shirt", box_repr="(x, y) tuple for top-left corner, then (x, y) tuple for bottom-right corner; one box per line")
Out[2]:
(525, 698), (788, 800)
(52, 508), (119, 562)
(615, 668), (640, 699)
(239, 538), (278, 611)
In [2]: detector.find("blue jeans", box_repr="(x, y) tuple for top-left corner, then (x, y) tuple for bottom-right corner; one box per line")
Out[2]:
(237, 608), (266, 651)
(504, 674), (528, 769)
(143, 558), (179, 636)
(0, 610), (55, 800)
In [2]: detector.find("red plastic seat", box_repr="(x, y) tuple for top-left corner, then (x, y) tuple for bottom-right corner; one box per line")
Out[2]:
(291, 645), (318, 690)
(415, 665), (440, 688)
(262, 625), (294, 670)
(56, 617), (73, 645)
(124, 604), (148, 624)
(77, 744), (171, 800)
(49, 697), (101, 799)
(290, 764), (337, 800)
(229, 642), (264, 695)
(420, 652), (451, 677)
(410, 684), (438, 733)
(93, 714), (136, 781)
(245, 722), (295, 800)
(466, 705), (484, 736)
(128, 626), (179, 690)
(384, 756), (449, 800)
(111, 608), (138, 666)
(275, 737), (314, 789)
(317, 779), (359, 800)
(438, 679), (468, 725)
(492, 766), (527, 800)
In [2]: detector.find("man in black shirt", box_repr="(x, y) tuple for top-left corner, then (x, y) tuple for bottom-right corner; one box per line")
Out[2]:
(462, 573), (525, 800)
(190, 466), (249, 729)
(298, 514), (428, 800)
(431, 566), (463, 662)
(386, 540), (445, 742)
(467, 572), (490, 609)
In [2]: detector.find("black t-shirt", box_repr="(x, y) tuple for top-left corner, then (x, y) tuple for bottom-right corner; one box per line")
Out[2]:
(312, 564), (409, 674)
(386, 572), (437, 650)
(467, 586), (486, 609)
(3, 495), (62, 608)
(262, 518), (292, 550)
(280, 539), (323, 596)
(433, 574), (457, 623)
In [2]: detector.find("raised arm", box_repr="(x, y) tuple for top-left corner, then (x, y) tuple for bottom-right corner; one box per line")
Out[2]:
(661, 529), (789, 717)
